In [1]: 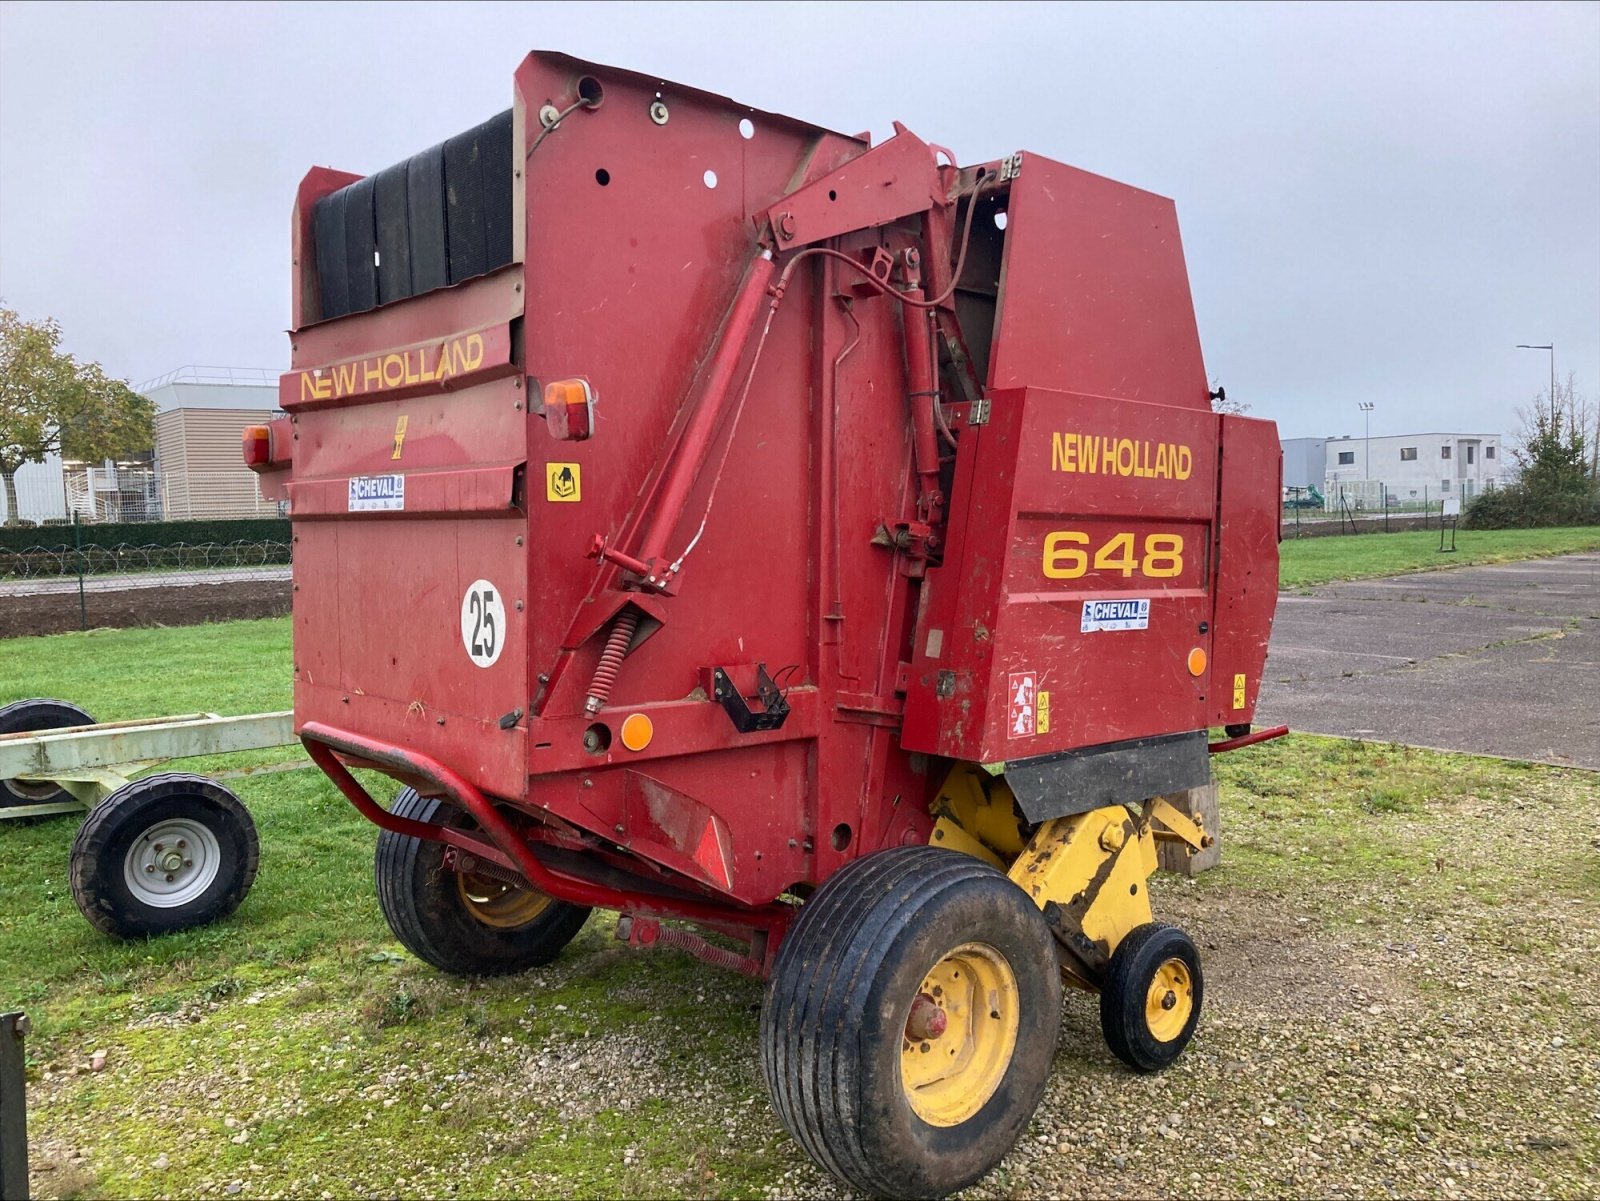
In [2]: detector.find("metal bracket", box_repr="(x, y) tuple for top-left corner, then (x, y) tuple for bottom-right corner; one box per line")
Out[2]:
(1, 1011), (29, 1201)
(968, 397), (991, 426)
(1000, 152), (1024, 182)
(711, 665), (791, 734)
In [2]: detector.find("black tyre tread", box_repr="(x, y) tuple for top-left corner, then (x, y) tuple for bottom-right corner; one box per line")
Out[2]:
(772, 849), (968, 1182)
(0, 698), (97, 807)
(69, 772), (260, 938)
(1099, 921), (1203, 1074)
(374, 789), (590, 977)
(772, 849), (968, 1187)
(761, 845), (1061, 1198)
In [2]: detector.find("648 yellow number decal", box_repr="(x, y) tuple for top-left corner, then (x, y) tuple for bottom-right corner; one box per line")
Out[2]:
(1042, 531), (1185, 579)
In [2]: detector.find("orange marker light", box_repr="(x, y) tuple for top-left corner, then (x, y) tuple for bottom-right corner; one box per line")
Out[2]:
(620, 712), (654, 752)
(241, 425), (272, 468)
(1187, 647), (1208, 677)
(543, 378), (595, 442)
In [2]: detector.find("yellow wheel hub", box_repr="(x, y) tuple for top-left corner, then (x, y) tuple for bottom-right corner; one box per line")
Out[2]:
(900, 941), (1020, 1127)
(1144, 956), (1194, 1042)
(456, 872), (553, 929)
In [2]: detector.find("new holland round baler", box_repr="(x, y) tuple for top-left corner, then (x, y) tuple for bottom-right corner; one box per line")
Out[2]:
(247, 51), (1282, 1197)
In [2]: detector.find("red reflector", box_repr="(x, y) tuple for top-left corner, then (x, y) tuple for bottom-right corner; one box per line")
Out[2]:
(242, 425), (272, 467)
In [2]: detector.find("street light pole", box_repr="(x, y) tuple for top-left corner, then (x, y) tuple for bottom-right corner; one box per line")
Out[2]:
(1358, 401), (1374, 483)
(1517, 343), (1556, 423)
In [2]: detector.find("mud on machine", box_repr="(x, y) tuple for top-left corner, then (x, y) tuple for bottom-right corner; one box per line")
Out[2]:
(245, 52), (1284, 1197)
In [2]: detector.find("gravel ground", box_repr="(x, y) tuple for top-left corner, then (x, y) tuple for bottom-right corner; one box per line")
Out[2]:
(18, 739), (1600, 1199)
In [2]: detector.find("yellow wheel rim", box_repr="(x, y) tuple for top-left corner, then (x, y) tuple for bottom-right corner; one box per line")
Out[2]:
(1144, 956), (1194, 1042)
(900, 942), (1020, 1127)
(456, 872), (553, 929)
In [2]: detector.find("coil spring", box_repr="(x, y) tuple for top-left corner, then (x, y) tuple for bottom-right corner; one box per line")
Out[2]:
(652, 924), (764, 978)
(584, 609), (639, 714)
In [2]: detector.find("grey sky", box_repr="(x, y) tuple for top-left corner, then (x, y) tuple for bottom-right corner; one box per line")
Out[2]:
(1, 0), (1596, 440)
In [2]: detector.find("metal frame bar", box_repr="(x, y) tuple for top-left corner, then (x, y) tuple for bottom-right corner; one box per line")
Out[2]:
(300, 722), (792, 935)
(1207, 724), (1290, 754)
(1, 1012), (28, 1201)
(0, 712), (294, 781)
(1, 711), (297, 821)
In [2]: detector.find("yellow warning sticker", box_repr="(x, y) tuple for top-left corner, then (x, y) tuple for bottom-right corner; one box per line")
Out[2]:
(546, 462), (581, 502)
(1232, 673), (1247, 709)
(1036, 690), (1051, 734)
(391, 414), (408, 460)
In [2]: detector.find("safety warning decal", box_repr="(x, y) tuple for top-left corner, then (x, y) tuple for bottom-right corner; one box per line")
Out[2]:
(1233, 673), (1247, 709)
(348, 474), (405, 512)
(1080, 598), (1150, 633)
(1007, 671), (1037, 739)
(546, 462), (581, 502)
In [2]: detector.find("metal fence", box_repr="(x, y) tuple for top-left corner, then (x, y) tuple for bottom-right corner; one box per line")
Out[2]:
(0, 531), (292, 638)
(1281, 481), (1458, 537)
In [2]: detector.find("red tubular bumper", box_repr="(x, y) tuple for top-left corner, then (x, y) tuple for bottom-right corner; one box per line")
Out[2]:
(299, 721), (791, 933)
(1207, 724), (1290, 754)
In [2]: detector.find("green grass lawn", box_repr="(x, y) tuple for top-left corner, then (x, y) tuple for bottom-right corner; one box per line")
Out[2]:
(0, 619), (291, 721)
(2, 536), (1598, 1197)
(1279, 524), (1600, 588)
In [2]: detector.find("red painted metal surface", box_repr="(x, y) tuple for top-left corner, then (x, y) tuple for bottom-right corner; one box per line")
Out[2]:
(1208, 724), (1290, 754)
(265, 51), (1281, 956)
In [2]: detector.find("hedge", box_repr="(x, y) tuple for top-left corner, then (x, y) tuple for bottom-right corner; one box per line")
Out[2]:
(0, 517), (290, 555)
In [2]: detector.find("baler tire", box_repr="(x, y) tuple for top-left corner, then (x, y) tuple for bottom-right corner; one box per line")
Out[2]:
(374, 789), (590, 977)
(759, 845), (1062, 1199)
(1098, 922), (1203, 1073)
(70, 773), (260, 938)
(0, 698), (97, 811)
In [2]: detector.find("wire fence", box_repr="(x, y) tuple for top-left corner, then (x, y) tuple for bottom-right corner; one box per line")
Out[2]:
(1280, 480), (1482, 537)
(0, 525), (292, 638)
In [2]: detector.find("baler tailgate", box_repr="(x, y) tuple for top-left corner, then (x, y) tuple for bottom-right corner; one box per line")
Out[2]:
(282, 272), (531, 799)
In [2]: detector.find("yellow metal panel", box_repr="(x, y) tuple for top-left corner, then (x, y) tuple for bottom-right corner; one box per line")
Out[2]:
(929, 816), (1006, 869)
(930, 763), (1025, 860)
(1007, 806), (1154, 962)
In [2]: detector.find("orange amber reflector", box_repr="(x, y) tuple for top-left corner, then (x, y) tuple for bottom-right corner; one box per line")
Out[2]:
(543, 378), (595, 441)
(1187, 647), (1208, 677)
(241, 425), (272, 467)
(620, 712), (654, 752)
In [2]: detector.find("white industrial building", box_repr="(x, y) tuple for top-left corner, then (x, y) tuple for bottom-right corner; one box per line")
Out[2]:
(1, 367), (279, 524)
(1282, 431), (1504, 508)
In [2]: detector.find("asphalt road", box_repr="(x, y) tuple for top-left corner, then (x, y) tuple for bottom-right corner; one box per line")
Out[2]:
(1259, 552), (1600, 769)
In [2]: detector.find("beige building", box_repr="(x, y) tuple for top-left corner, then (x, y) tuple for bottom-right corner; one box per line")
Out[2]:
(145, 368), (282, 520)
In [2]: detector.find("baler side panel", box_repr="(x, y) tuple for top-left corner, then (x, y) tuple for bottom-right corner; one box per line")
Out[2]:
(514, 55), (864, 719)
(904, 389), (1218, 763)
(1209, 415), (1281, 727)
(986, 157), (1211, 411)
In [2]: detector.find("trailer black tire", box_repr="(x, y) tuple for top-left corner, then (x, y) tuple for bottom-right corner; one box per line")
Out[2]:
(0, 698), (96, 811)
(760, 845), (1062, 1199)
(1099, 922), (1203, 1073)
(374, 789), (590, 977)
(70, 773), (260, 938)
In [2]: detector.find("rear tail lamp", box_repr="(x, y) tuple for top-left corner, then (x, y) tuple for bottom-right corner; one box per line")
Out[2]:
(241, 424), (273, 468)
(543, 378), (595, 441)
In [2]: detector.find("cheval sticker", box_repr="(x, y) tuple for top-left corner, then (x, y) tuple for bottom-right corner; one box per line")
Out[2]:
(1081, 598), (1151, 633)
(348, 474), (405, 512)
(1007, 671), (1037, 739)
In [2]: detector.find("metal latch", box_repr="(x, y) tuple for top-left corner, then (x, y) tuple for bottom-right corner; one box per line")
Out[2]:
(712, 665), (791, 734)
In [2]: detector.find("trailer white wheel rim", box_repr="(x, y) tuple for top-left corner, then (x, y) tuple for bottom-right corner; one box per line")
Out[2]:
(123, 818), (223, 908)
